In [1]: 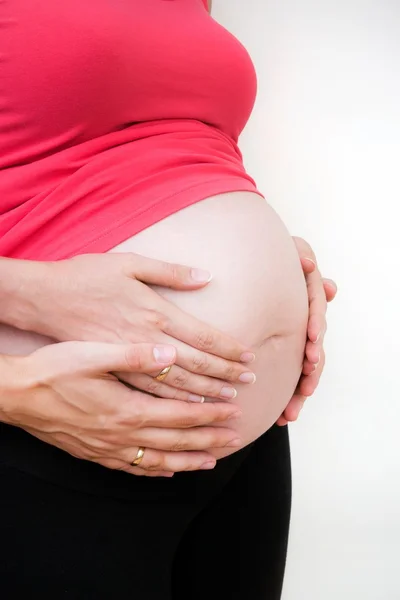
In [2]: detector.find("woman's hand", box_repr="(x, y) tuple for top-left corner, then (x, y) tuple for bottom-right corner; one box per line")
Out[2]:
(5, 253), (256, 402)
(276, 237), (337, 426)
(1, 342), (242, 477)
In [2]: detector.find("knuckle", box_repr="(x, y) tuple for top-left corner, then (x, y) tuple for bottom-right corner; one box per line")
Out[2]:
(172, 389), (186, 401)
(146, 379), (162, 395)
(145, 309), (167, 330)
(130, 468), (145, 477)
(175, 415), (197, 428)
(184, 460), (203, 472)
(148, 454), (166, 471)
(170, 436), (188, 452)
(174, 406), (203, 427)
(222, 362), (236, 381)
(191, 352), (209, 373)
(128, 400), (146, 428)
(195, 330), (215, 351)
(205, 383), (220, 398)
(163, 261), (180, 284)
(172, 372), (189, 389)
(125, 346), (142, 371)
(169, 263), (185, 285)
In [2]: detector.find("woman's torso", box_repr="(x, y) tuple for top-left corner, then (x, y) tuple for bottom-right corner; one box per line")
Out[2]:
(0, 1), (308, 480)
(0, 0), (260, 259)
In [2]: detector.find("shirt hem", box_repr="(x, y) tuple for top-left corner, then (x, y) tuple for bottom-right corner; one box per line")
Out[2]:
(65, 177), (265, 258)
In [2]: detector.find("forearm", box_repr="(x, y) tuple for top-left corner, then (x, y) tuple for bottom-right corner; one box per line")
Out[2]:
(0, 257), (49, 332)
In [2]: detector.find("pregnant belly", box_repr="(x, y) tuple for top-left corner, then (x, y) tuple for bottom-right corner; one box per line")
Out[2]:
(0, 192), (308, 457)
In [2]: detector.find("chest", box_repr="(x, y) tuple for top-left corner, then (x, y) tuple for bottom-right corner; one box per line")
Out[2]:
(2, 0), (256, 145)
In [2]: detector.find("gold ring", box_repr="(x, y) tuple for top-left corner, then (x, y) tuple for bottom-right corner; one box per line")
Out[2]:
(131, 447), (146, 467)
(154, 365), (172, 382)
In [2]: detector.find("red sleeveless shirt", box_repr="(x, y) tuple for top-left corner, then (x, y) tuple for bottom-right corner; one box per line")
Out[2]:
(0, 0), (261, 260)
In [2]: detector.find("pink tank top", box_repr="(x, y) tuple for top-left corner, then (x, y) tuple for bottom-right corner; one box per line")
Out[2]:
(0, 0), (261, 260)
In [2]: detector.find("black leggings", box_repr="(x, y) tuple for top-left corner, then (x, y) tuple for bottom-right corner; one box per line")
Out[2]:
(0, 424), (291, 600)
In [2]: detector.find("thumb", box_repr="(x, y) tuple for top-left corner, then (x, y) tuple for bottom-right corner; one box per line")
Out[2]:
(34, 341), (177, 377)
(126, 254), (212, 290)
(79, 342), (177, 374)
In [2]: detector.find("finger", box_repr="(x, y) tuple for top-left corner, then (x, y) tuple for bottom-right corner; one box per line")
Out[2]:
(305, 270), (327, 344)
(276, 415), (289, 427)
(307, 314), (326, 347)
(66, 342), (177, 375)
(323, 278), (338, 302)
(160, 302), (255, 364)
(126, 366), (238, 401)
(121, 448), (218, 473)
(156, 339), (256, 385)
(129, 468), (175, 478)
(293, 235), (337, 303)
(148, 364), (241, 397)
(298, 352), (325, 397)
(282, 395), (306, 422)
(302, 358), (317, 376)
(130, 395), (242, 428)
(300, 257), (317, 274)
(95, 458), (175, 478)
(118, 372), (205, 403)
(305, 338), (321, 364)
(132, 426), (242, 452)
(121, 371), (235, 402)
(124, 253), (213, 290)
(292, 237), (316, 265)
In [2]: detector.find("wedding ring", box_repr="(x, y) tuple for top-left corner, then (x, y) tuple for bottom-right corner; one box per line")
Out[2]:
(154, 365), (172, 382)
(131, 447), (146, 467)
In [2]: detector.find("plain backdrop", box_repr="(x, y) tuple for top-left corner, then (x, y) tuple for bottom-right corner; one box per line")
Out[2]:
(213, 1), (400, 599)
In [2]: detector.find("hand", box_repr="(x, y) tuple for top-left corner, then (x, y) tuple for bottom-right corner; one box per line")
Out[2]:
(276, 237), (337, 426)
(17, 253), (256, 402)
(1, 342), (242, 477)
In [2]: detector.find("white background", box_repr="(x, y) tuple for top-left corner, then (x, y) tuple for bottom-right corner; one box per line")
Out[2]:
(213, 1), (400, 598)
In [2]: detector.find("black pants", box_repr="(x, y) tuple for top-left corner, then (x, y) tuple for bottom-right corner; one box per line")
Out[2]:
(0, 423), (291, 599)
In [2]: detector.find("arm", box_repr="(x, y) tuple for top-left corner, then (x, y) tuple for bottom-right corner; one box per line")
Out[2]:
(0, 342), (241, 475)
(0, 254), (256, 402)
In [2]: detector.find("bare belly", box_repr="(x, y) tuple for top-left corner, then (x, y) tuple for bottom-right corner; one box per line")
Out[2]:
(0, 192), (308, 457)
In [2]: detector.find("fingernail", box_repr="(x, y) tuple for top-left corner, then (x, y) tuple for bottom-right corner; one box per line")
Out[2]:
(153, 345), (176, 363)
(240, 352), (256, 363)
(313, 332), (321, 344)
(200, 461), (216, 470)
(191, 268), (212, 283)
(239, 372), (257, 384)
(326, 278), (337, 291)
(227, 438), (242, 448)
(220, 386), (237, 399)
(188, 394), (205, 403)
(304, 258), (316, 267)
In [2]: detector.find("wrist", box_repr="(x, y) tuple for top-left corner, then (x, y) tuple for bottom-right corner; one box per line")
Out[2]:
(0, 353), (33, 426)
(0, 257), (53, 333)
